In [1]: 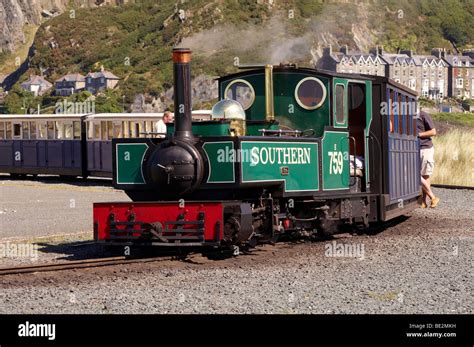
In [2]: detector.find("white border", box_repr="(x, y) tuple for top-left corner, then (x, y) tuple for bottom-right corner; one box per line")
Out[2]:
(294, 77), (327, 110)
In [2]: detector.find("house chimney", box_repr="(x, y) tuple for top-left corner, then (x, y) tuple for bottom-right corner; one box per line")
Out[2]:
(339, 45), (348, 55)
(401, 49), (413, 57)
(431, 48), (443, 59)
(100, 65), (105, 72)
(323, 45), (332, 56)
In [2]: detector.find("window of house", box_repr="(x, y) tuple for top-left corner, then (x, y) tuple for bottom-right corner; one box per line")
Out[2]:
(5, 122), (12, 139)
(30, 122), (37, 139)
(101, 77), (105, 84)
(0, 122), (4, 139)
(294, 77), (327, 110)
(457, 79), (463, 88)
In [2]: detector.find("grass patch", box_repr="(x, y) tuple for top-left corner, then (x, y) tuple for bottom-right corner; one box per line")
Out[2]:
(431, 112), (474, 127)
(432, 128), (474, 187)
(0, 24), (39, 75)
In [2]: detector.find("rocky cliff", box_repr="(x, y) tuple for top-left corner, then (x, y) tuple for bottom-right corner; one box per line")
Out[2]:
(0, 0), (127, 54)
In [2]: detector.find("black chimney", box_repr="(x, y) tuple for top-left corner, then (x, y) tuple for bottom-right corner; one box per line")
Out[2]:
(172, 48), (193, 140)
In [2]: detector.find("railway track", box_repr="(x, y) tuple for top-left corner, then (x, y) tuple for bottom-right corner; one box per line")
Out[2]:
(0, 255), (173, 276)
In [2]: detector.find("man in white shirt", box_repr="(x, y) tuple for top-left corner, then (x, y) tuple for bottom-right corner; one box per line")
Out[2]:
(154, 111), (172, 138)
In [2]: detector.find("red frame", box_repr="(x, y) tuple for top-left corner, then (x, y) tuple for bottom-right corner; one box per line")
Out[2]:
(93, 201), (224, 244)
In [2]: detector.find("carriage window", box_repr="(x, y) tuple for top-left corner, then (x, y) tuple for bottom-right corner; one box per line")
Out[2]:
(138, 121), (145, 138)
(101, 121), (107, 140)
(13, 123), (22, 139)
(107, 121), (113, 139)
(335, 84), (345, 124)
(87, 122), (93, 139)
(224, 79), (255, 110)
(0, 122), (4, 139)
(47, 121), (55, 139)
(296, 77), (326, 110)
(22, 122), (29, 139)
(6, 122), (12, 139)
(404, 96), (410, 135)
(113, 121), (122, 138)
(398, 94), (403, 135)
(55, 121), (65, 139)
(64, 122), (73, 139)
(73, 121), (81, 139)
(123, 121), (130, 138)
(38, 122), (47, 139)
(94, 122), (101, 140)
(389, 90), (395, 133)
(145, 121), (153, 135)
(130, 122), (138, 137)
(30, 122), (37, 139)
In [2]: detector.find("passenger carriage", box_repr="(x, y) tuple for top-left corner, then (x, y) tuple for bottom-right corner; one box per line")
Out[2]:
(0, 114), (88, 178)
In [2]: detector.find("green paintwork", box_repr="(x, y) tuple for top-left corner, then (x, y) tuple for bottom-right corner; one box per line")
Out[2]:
(166, 121), (279, 137)
(202, 141), (235, 183)
(321, 131), (350, 190)
(167, 122), (231, 136)
(116, 143), (148, 184)
(220, 71), (331, 137)
(332, 78), (348, 128)
(246, 122), (279, 136)
(240, 141), (319, 192)
(364, 80), (372, 183)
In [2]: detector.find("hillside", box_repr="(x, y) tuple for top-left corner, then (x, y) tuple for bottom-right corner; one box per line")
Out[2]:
(1, 0), (473, 113)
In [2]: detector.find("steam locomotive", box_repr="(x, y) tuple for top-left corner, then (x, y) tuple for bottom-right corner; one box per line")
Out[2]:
(93, 48), (420, 253)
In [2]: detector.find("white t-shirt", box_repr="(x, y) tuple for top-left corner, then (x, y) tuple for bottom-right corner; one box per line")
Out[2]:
(154, 119), (167, 138)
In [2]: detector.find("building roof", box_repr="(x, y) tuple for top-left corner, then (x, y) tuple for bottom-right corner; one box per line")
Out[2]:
(55, 73), (86, 83)
(21, 75), (53, 88)
(328, 51), (386, 65)
(443, 54), (473, 67)
(86, 71), (119, 80)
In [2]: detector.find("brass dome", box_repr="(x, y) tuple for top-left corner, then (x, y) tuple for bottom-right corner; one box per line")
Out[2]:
(211, 99), (246, 120)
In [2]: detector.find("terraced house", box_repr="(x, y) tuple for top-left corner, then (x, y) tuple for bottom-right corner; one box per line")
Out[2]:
(316, 45), (386, 76)
(434, 49), (473, 99)
(382, 49), (448, 99)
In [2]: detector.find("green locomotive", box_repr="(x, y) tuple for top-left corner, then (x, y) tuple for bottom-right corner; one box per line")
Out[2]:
(93, 48), (420, 251)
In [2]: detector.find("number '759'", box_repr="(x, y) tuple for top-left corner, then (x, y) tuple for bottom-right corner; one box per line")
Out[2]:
(329, 151), (343, 175)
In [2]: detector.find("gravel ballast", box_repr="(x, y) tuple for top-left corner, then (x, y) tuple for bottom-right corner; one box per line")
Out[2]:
(0, 182), (472, 314)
